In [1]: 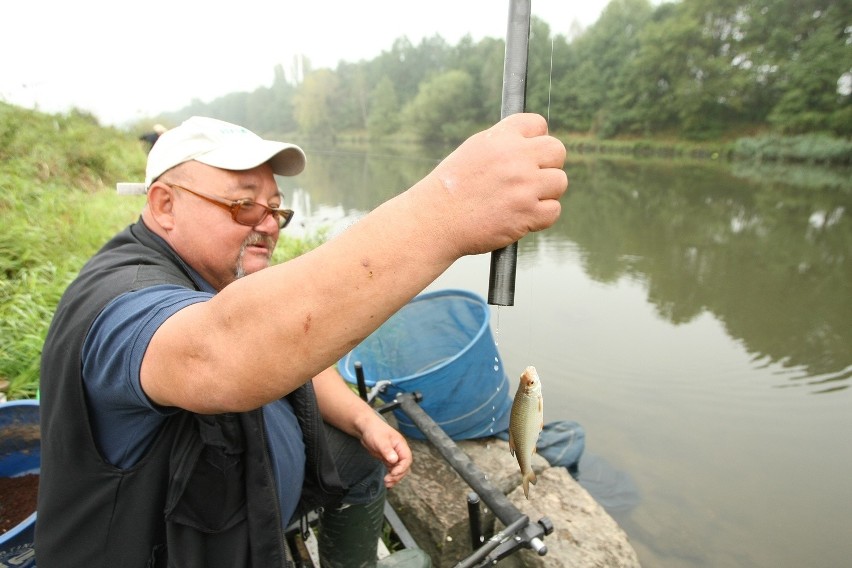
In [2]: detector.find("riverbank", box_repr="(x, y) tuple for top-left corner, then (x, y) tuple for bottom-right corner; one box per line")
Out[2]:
(562, 132), (852, 167)
(326, 128), (852, 167)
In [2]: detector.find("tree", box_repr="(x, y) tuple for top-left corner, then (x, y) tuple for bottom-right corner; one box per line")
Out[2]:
(764, 2), (852, 135)
(450, 35), (505, 126)
(524, 18), (558, 119)
(161, 1), (852, 142)
(562, 0), (655, 137)
(401, 70), (477, 143)
(333, 62), (371, 133)
(368, 35), (453, 110)
(293, 69), (340, 139)
(247, 64), (297, 134)
(367, 76), (401, 138)
(620, 0), (756, 139)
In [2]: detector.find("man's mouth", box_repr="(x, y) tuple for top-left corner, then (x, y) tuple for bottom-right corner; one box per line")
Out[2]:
(243, 234), (275, 257)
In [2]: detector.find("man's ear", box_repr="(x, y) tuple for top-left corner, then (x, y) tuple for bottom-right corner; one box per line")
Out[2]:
(146, 182), (177, 230)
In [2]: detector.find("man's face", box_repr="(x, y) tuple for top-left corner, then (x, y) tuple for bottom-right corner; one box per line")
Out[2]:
(157, 162), (283, 290)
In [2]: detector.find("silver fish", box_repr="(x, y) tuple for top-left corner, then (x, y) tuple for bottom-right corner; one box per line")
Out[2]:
(508, 365), (544, 499)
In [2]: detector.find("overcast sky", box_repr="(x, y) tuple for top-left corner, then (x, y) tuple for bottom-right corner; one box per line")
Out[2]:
(2, 0), (611, 126)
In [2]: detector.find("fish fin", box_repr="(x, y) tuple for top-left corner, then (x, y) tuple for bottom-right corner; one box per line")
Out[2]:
(508, 433), (516, 457)
(522, 471), (537, 499)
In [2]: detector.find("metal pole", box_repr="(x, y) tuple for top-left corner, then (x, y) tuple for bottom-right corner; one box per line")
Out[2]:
(354, 361), (369, 402)
(488, 0), (531, 307)
(454, 515), (529, 568)
(467, 492), (483, 550)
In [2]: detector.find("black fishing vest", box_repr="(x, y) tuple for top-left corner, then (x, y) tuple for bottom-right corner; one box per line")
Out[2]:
(36, 219), (343, 567)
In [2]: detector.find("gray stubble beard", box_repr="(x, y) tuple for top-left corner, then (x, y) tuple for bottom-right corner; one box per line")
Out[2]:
(234, 233), (276, 280)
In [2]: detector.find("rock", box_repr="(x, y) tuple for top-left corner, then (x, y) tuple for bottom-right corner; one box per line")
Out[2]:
(388, 437), (640, 568)
(499, 468), (641, 567)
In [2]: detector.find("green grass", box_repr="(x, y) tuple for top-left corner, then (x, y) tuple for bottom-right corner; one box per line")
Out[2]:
(556, 130), (851, 165)
(0, 103), (326, 400)
(731, 133), (852, 165)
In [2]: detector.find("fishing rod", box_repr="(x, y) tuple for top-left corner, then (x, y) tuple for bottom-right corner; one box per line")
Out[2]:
(488, 0), (532, 307)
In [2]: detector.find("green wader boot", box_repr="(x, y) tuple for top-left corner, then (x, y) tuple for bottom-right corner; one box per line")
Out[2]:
(317, 488), (431, 568)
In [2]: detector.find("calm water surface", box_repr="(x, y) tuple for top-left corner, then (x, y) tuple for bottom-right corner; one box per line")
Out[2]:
(280, 146), (852, 568)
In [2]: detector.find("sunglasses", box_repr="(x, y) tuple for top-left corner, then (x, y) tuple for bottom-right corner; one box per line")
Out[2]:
(165, 183), (294, 229)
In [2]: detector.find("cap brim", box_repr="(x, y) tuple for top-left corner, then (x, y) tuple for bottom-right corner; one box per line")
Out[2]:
(195, 140), (306, 177)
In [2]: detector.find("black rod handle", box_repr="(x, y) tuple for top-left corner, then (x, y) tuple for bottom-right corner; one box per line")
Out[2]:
(488, 243), (517, 306)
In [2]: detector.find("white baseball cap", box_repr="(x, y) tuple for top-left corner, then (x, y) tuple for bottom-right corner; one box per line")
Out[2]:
(117, 116), (306, 195)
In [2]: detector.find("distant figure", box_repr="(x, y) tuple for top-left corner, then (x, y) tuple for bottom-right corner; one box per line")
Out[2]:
(139, 123), (167, 152)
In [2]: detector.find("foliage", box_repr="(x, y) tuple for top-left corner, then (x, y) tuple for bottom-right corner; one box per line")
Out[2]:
(766, 3), (852, 136)
(732, 133), (852, 164)
(294, 69), (341, 140)
(0, 103), (147, 190)
(367, 76), (401, 139)
(401, 70), (478, 143)
(0, 103), (147, 398)
(270, 228), (329, 265)
(156, 0), (850, 154)
(556, 0), (655, 137)
(0, 104), (326, 400)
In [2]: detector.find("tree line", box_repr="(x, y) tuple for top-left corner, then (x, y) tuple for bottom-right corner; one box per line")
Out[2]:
(163, 0), (851, 143)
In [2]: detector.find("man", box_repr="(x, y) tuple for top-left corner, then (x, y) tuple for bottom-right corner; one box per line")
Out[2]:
(36, 115), (567, 567)
(139, 123), (167, 152)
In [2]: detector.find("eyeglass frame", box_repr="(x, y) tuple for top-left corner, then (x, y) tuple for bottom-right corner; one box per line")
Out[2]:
(163, 182), (294, 229)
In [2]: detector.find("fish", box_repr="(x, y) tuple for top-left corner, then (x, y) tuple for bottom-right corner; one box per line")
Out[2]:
(508, 365), (544, 499)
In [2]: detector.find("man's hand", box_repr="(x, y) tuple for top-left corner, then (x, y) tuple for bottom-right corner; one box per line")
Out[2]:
(312, 367), (412, 487)
(419, 112), (568, 259)
(357, 413), (413, 488)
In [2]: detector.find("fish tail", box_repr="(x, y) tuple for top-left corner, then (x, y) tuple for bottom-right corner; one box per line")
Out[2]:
(522, 470), (537, 499)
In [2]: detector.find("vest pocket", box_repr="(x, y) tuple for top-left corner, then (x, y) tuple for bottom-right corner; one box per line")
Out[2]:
(164, 413), (248, 533)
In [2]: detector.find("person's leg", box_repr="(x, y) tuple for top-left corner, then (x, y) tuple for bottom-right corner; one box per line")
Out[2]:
(317, 421), (431, 568)
(317, 422), (387, 568)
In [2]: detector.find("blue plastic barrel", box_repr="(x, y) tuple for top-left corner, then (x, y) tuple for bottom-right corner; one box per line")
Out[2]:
(0, 399), (39, 561)
(339, 289), (512, 440)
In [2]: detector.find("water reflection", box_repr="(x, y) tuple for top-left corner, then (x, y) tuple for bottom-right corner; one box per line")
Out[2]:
(282, 149), (852, 394)
(560, 158), (852, 393)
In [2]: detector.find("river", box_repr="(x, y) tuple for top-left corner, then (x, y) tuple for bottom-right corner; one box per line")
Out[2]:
(279, 144), (852, 568)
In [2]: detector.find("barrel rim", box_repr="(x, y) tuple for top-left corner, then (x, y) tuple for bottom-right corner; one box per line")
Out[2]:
(340, 289), (491, 386)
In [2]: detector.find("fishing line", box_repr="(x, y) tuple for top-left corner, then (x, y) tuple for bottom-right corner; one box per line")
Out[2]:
(547, 38), (554, 125)
(523, 36), (556, 365)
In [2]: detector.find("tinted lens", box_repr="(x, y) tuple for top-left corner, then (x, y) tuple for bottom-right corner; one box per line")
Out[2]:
(234, 202), (294, 229)
(234, 202), (266, 226)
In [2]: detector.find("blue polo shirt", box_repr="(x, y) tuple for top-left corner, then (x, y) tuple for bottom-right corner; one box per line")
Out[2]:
(81, 283), (306, 526)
